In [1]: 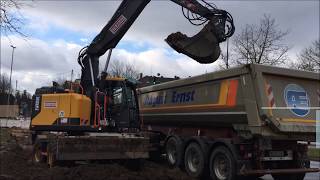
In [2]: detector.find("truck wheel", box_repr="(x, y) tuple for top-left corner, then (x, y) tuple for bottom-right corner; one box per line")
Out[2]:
(33, 141), (46, 163)
(165, 136), (182, 167)
(272, 173), (305, 180)
(184, 142), (205, 178)
(209, 146), (236, 180)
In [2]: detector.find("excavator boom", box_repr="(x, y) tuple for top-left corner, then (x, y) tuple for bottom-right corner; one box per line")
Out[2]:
(87, 0), (150, 56)
(86, 0), (234, 60)
(79, 0), (235, 94)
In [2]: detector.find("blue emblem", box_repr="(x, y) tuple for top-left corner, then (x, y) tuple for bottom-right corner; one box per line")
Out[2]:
(284, 84), (310, 117)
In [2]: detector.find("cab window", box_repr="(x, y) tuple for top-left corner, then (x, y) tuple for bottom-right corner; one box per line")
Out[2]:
(113, 88), (123, 104)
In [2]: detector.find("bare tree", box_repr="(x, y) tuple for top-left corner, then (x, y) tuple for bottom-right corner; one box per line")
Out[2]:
(53, 77), (68, 86)
(217, 50), (235, 70)
(293, 40), (320, 72)
(108, 60), (123, 78)
(53, 78), (70, 89)
(124, 63), (140, 80)
(232, 15), (290, 66)
(0, 73), (11, 93)
(108, 60), (140, 80)
(0, 0), (27, 36)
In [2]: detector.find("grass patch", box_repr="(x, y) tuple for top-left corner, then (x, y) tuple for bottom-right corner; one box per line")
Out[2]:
(0, 128), (10, 142)
(308, 147), (320, 161)
(0, 128), (12, 148)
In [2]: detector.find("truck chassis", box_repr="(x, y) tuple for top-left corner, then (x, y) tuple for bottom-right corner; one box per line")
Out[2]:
(32, 132), (156, 167)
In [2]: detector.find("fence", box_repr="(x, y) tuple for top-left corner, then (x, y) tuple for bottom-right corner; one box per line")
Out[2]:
(0, 105), (19, 118)
(0, 119), (30, 129)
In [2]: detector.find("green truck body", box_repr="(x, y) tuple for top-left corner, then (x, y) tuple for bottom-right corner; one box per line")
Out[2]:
(138, 64), (319, 140)
(137, 64), (319, 179)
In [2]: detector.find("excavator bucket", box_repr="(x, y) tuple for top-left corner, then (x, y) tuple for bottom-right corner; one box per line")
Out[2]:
(166, 21), (221, 64)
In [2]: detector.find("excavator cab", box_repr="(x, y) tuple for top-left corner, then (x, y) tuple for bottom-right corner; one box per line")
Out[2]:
(99, 77), (140, 130)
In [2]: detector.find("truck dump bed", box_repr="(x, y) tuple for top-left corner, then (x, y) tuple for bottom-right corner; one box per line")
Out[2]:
(138, 64), (319, 141)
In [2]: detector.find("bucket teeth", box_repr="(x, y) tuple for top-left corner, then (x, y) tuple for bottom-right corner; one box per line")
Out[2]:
(165, 22), (221, 64)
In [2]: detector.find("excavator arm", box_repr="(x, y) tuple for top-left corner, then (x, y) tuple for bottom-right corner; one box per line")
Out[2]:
(86, 0), (234, 57)
(78, 0), (235, 94)
(86, 0), (151, 56)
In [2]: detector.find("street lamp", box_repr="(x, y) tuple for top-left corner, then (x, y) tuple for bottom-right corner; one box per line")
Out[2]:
(9, 45), (16, 88)
(7, 45), (16, 107)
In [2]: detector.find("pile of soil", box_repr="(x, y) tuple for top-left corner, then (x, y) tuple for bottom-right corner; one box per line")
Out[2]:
(0, 128), (194, 180)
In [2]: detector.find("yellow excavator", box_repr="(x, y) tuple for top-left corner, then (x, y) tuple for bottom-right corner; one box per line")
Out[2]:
(29, 0), (235, 168)
(31, 0), (234, 133)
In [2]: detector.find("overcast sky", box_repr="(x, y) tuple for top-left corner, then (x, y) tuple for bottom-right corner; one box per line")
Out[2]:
(0, 0), (319, 93)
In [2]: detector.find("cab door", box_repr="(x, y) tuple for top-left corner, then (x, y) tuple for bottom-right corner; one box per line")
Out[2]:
(125, 84), (140, 129)
(112, 82), (139, 129)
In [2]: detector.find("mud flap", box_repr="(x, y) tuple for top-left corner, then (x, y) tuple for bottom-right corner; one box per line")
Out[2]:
(166, 21), (221, 64)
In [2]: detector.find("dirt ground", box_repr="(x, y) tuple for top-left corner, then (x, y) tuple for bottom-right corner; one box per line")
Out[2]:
(0, 128), (194, 180)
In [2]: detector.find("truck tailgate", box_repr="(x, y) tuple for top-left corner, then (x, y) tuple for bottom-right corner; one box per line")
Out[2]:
(253, 65), (319, 138)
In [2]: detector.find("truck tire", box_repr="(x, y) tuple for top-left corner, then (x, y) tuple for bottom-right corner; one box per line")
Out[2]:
(209, 146), (236, 180)
(32, 140), (46, 163)
(184, 142), (205, 178)
(165, 136), (182, 167)
(272, 173), (305, 180)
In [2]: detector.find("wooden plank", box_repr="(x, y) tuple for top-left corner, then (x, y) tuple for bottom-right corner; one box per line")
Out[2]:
(48, 134), (152, 161)
(57, 152), (148, 160)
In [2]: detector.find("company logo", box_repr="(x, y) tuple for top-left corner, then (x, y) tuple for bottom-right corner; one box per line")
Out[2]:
(59, 111), (65, 117)
(109, 15), (127, 34)
(172, 90), (195, 103)
(284, 84), (310, 117)
(35, 96), (40, 111)
(143, 90), (196, 107)
(44, 101), (57, 109)
(144, 93), (166, 107)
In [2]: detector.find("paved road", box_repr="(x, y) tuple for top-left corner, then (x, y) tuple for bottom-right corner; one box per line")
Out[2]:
(261, 161), (320, 180)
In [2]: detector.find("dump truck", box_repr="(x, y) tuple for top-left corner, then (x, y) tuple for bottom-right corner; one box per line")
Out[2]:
(138, 64), (320, 180)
